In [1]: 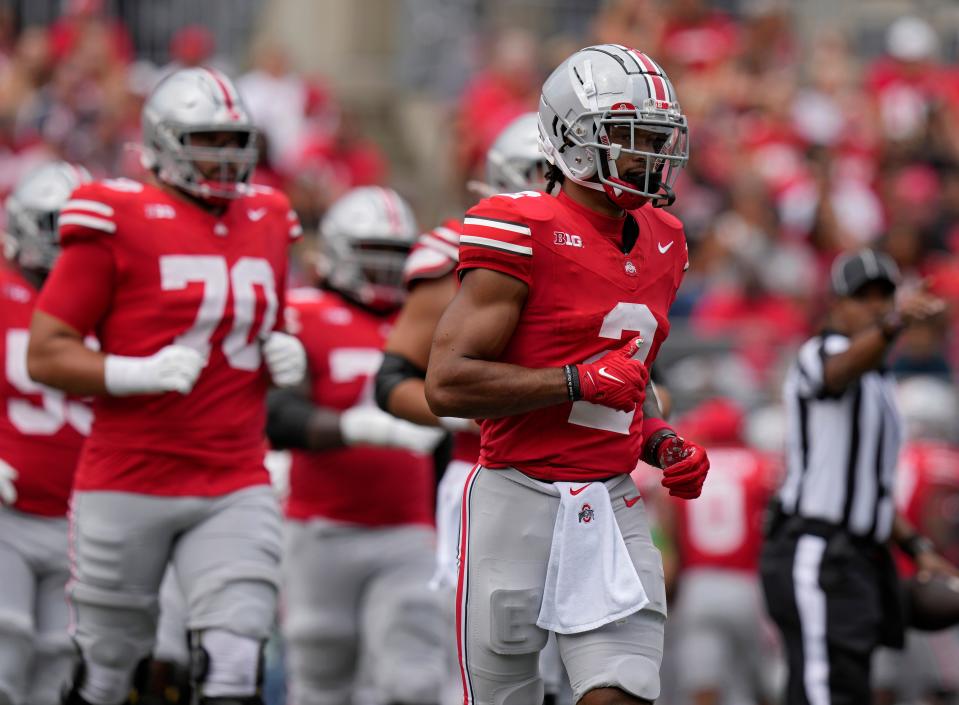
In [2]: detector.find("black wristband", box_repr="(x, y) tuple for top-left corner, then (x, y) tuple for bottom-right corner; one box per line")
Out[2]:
(563, 364), (581, 401)
(901, 534), (935, 559)
(642, 428), (678, 468)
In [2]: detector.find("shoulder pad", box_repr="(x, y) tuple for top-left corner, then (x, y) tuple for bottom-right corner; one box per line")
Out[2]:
(641, 205), (684, 232)
(478, 191), (555, 222)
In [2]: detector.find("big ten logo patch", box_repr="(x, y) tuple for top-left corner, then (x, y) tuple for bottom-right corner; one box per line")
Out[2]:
(554, 231), (583, 248)
(578, 503), (594, 523)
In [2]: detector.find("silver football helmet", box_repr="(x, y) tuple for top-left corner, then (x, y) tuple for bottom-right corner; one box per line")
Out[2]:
(319, 187), (418, 311)
(538, 44), (688, 209)
(141, 67), (258, 202)
(471, 112), (548, 196)
(5, 161), (91, 272)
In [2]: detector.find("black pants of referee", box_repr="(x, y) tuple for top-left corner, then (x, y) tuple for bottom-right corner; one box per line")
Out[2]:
(760, 520), (904, 705)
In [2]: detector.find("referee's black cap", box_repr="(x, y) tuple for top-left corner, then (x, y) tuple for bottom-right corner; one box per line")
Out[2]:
(831, 249), (900, 297)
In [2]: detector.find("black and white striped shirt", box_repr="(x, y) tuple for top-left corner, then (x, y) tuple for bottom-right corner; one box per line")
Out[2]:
(779, 332), (904, 542)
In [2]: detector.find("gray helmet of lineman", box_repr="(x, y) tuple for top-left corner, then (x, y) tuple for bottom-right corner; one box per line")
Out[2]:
(538, 44), (688, 209)
(897, 376), (959, 443)
(141, 67), (258, 202)
(470, 112), (548, 197)
(319, 186), (418, 311)
(5, 161), (91, 272)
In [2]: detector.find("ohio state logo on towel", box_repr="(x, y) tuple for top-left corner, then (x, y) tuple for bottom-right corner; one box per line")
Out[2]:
(578, 503), (594, 523)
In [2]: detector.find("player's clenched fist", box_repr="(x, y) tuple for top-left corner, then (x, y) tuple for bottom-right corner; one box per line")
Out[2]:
(658, 435), (710, 499)
(262, 331), (306, 388)
(565, 336), (648, 411)
(104, 345), (205, 396)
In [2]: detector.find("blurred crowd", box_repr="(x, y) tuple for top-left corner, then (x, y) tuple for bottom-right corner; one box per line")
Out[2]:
(2, 0), (957, 412)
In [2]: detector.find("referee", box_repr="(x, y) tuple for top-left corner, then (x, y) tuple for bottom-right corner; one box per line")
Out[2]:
(760, 249), (958, 705)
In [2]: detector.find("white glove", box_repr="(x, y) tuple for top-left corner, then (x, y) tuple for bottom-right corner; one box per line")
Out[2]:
(340, 406), (445, 454)
(262, 332), (306, 388)
(0, 459), (18, 506)
(104, 345), (205, 396)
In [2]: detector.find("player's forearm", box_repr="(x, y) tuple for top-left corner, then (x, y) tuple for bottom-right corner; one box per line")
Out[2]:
(425, 358), (568, 418)
(27, 333), (107, 396)
(387, 378), (442, 427)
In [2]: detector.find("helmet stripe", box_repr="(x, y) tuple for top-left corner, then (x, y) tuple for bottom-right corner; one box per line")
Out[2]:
(203, 67), (241, 119)
(379, 187), (402, 233)
(650, 75), (667, 102)
(630, 49), (660, 75)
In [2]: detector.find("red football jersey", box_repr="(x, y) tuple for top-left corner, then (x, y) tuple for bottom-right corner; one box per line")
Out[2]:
(284, 288), (434, 527)
(457, 190), (688, 480)
(895, 441), (959, 571)
(0, 265), (87, 516)
(402, 217), (480, 465)
(672, 446), (778, 573)
(36, 179), (301, 496)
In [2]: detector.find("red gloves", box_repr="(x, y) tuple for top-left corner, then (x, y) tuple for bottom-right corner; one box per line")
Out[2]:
(572, 336), (648, 412)
(657, 435), (710, 499)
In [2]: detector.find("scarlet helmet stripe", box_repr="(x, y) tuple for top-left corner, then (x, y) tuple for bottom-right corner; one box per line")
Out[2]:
(203, 67), (241, 119)
(379, 187), (403, 233)
(630, 48), (660, 75)
(650, 75), (667, 102)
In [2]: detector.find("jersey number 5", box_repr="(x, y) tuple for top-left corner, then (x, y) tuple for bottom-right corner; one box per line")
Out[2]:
(160, 255), (278, 371)
(568, 302), (658, 434)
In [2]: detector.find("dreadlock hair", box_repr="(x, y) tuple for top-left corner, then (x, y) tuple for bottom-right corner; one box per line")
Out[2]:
(545, 162), (565, 194)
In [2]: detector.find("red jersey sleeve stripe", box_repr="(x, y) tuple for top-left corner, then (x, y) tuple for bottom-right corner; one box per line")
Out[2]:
(460, 235), (532, 256)
(58, 213), (116, 234)
(463, 216), (531, 237)
(63, 199), (114, 217)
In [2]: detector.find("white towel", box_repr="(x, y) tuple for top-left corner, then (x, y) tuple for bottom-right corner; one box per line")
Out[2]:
(536, 481), (648, 634)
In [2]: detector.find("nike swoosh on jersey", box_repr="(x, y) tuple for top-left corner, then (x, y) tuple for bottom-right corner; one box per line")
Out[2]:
(569, 483), (592, 496)
(658, 241), (674, 254)
(598, 367), (625, 384)
(248, 208), (267, 221)
(624, 495), (641, 508)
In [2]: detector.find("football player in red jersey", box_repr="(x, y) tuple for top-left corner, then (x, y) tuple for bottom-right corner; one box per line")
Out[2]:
(0, 162), (91, 705)
(425, 45), (710, 705)
(374, 112), (550, 705)
(25, 68), (306, 705)
(265, 186), (445, 705)
(662, 399), (781, 705)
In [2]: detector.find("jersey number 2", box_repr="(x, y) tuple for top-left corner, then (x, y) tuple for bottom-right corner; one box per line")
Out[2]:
(568, 302), (658, 434)
(160, 255), (278, 371)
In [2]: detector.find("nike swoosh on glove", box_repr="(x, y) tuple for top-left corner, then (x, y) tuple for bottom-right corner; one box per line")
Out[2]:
(104, 345), (205, 396)
(340, 406), (446, 454)
(658, 435), (710, 499)
(263, 332), (307, 388)
(0, 459), (18, 505)
(575, 336), (648, 412)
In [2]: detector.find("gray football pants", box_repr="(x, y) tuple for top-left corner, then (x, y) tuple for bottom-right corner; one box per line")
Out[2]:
(0, 506), (75, 705)
(68, 486), (282, 704)
(283, 519), (443, 705)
